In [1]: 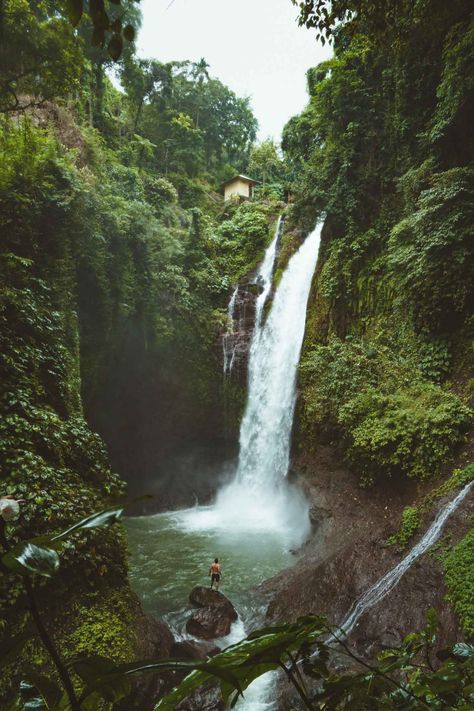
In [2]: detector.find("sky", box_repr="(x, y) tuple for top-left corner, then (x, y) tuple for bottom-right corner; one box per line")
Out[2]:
(136, 0), (332, 141)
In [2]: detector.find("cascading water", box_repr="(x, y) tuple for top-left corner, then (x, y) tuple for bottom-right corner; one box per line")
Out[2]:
(338, 480), (474, 638)
(127, 222), (322, 711)
(252, 214), (282, 329)
(125, 217), (470, 711)
(223, 286), (239, 375)
(222, 215), (283, 376)
(187, 222), (322, 545)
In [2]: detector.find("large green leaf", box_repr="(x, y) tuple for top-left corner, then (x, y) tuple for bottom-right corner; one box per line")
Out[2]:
(77, 656), (244, 708)
(51, 508), (123, 541)
(75, 655), (131, 704)
(155, 616), (326, 709)
(452, 643), (474, 660)
(437, 642), (474, 662)
(154, 669), (210, 711)
(3, 543), (60, 578)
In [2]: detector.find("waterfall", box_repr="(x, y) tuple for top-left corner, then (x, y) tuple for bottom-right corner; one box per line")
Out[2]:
(178, 223), (321, 711)
(223, 286), (239, 375)
(215, 223), (322, 541)
(236, 223), (320, 491)
(252, 214), (282, 329)
(339, 480), (473, 638)
(222, 216), (282, 376)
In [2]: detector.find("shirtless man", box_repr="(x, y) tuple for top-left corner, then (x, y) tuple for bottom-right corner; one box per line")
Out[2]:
(209, 558), (221, 590)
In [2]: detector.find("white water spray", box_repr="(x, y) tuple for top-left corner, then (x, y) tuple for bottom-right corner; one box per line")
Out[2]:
(252, 215), (282, 329)
(215, 223), (321, 542)
(181, 223), (321, 546)
(339, 480), (474, 638)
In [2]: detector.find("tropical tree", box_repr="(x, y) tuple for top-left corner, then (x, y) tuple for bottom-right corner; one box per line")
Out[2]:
(0, 0), (83, 112)
(248, 139), (285, 186)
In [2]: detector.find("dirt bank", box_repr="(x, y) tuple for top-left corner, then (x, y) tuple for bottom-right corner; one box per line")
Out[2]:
(258, 444), (473, 709)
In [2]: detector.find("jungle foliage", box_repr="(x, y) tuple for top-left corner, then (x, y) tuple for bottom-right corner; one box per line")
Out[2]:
(286, 0), (474, 485)
(1, 0), (474, 708)
(0, 0), (266, 487)
(288, 0), (474, 643)
(0, 1), (273, 705)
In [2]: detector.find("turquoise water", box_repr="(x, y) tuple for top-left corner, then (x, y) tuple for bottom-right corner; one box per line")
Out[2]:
(125, 505), (295, 636)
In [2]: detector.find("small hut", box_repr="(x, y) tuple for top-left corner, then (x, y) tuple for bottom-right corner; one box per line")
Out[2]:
(222, 174), (258, 202)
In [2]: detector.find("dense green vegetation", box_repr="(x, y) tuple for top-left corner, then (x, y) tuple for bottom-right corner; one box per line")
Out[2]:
(443, 523), (474, 638)
(285, 0), (474, 637)
(285, 0), (474, 482)
(299, 334), (470, 484)
(0, 1), (277, 706)
(1, 0), (474, 707)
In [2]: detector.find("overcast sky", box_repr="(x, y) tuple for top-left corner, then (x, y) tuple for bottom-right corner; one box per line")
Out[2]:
(136, 0), (332, 141)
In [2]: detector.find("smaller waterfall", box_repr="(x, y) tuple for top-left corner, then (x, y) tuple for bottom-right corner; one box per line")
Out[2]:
(222, 216), (282, 377)
(252, 214), (282, 329)
(339, 480), (473, 637)
(223, 286), (239, 375)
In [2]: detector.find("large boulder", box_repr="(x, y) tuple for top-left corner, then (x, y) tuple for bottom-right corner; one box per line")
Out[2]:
(189, 586), (237, 617)
(176, 682), (224, 710)
(115, 604), (176, 711)
(186, 586), (238, 640)
(186, 607), (233, 639)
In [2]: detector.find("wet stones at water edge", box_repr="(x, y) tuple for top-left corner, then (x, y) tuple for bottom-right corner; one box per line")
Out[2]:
(186, 586), (238, 640)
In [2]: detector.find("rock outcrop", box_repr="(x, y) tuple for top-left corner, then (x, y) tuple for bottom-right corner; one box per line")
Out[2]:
(222, 281), (260, 382)
(262, 444), (474, 709)
(186, 586), (238, 639)
(116, 606), (176, 711)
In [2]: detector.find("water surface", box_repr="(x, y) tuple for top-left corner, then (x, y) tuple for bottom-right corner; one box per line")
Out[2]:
(125, 506), (294, 636)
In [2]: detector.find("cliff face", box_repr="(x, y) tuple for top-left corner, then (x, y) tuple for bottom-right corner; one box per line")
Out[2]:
(259, 0), (474, 684)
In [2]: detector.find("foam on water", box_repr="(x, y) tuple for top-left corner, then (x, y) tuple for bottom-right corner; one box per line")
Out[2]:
(182, 224), (322, 553)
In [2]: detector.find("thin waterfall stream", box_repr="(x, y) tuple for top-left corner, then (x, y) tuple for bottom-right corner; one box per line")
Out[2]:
(338, 479), (474, 638)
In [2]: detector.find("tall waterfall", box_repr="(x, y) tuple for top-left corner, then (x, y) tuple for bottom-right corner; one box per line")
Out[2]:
(215, 223), (322, 543)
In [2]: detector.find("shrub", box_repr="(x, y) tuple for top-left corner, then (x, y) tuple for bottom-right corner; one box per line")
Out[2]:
(211, 201), (270, 283)
(389, 168), (474, 334)
(388, 506), (420, 549)
(299, 335), (471, 484)
(443, 522), (474, 637)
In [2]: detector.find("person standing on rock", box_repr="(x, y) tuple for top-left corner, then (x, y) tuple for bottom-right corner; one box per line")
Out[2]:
(209, 558), (221, 590)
